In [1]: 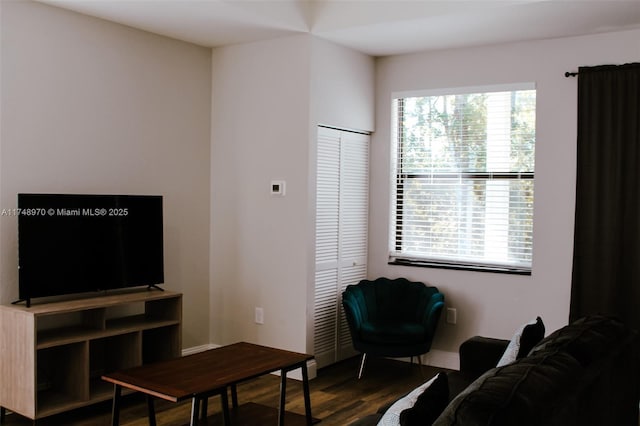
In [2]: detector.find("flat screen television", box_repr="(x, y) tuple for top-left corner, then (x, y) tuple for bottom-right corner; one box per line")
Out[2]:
(17, 193), (164, 307)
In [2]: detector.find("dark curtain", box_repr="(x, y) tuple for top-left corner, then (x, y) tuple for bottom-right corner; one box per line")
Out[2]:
(570, 63), (640, 330)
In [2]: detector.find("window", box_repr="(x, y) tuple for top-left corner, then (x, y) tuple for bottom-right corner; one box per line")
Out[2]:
(390, 84), (536, 273)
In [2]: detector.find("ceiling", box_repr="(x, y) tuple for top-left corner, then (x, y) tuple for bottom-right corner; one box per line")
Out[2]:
(40, 0), (640, 56)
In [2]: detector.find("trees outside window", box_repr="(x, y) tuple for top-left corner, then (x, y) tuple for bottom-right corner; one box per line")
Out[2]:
(391, 85), (536, 273)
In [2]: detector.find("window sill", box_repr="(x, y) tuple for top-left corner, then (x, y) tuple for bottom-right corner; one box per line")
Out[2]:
(388, 258), (531, 275)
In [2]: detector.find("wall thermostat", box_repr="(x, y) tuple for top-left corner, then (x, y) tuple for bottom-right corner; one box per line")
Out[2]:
(270, 180), (286, 196)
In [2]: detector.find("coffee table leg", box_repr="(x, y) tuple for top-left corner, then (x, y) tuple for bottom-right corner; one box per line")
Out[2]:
(278, 370), (287, 426)
(200, 397), (208, 419)
(111, 385), (122, 426)
(220, 389), (230, 426)
(301, 363), (313, 425)
(231, 384), (238, 408)
(190, 397), (201, 426)
(147, 395), (157, 426)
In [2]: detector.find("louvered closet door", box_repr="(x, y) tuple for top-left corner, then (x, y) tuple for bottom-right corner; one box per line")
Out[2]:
(314, 126), (369, 368)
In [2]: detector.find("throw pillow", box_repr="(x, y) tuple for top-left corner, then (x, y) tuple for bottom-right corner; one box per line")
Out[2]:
(496, 316), (545, 367)
(399, 372), (449, 426)
(377, 372), (449, 426)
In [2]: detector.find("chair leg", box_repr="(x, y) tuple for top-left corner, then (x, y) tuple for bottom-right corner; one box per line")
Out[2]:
(408, 354), (425, 376)
(358, 353), (367, 379)
(417, 354), (425, 377)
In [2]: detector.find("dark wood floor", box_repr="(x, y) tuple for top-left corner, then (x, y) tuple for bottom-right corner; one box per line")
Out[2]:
(2, 356), (447, 426)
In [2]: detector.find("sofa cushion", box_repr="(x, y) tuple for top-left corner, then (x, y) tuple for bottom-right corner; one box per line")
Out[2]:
(433, 350), (583, 426)
(528, 315), (627, 367)
(399, 372), (449, 426)
(378, 373), (448, 426)
(497, 316), (545, 366)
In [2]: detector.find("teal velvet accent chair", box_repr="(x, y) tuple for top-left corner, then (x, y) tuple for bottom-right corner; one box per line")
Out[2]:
(341, 277), (445, 378)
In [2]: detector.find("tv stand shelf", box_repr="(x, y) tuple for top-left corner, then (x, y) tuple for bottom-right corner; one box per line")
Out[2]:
(0, 290), (182, 421)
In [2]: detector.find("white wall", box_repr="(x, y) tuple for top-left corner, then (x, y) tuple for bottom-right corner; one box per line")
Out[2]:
(6, 0), (636, 370)
(309, 37), (375, 133)
(370, 29), (640, 368)
(307, 37), (375, 353)
(210, 35), (312, 353)
(210, 35), (375, 355)
(0, 1), (212, 349)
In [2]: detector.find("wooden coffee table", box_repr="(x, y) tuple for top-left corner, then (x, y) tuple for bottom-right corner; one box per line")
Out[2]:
(102, 342), (314, 426)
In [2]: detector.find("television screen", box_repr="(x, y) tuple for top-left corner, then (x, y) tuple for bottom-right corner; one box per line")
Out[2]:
(17, 194), (164, 306)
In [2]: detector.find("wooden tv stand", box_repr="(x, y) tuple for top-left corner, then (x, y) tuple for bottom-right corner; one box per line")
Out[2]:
(0, 290), (182, 422)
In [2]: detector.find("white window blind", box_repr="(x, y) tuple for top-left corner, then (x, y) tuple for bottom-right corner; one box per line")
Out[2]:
(390, 85), (536, 273)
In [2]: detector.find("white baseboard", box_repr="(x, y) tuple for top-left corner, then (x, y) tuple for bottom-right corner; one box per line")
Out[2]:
(181, 343), (219, 356)
(390, 350), (459, 371)
(182, 344), (456, 374)
(422, 349), (459, 371)
(269, 359), (318, 381)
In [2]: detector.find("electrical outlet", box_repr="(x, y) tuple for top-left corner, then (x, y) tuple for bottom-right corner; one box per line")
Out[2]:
(446, 308), (457, 325)
(255, 307), (264, 324)
(270, 180), (286, 196)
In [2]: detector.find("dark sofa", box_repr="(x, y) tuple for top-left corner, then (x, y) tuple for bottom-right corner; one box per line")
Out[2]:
(351, 315), (640, 426)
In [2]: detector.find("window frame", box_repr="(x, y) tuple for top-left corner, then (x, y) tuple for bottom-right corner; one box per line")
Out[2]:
(389, 83), (536, 275)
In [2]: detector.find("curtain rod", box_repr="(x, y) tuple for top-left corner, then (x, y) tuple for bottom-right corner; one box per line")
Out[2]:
(566, 63), (640, 78)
